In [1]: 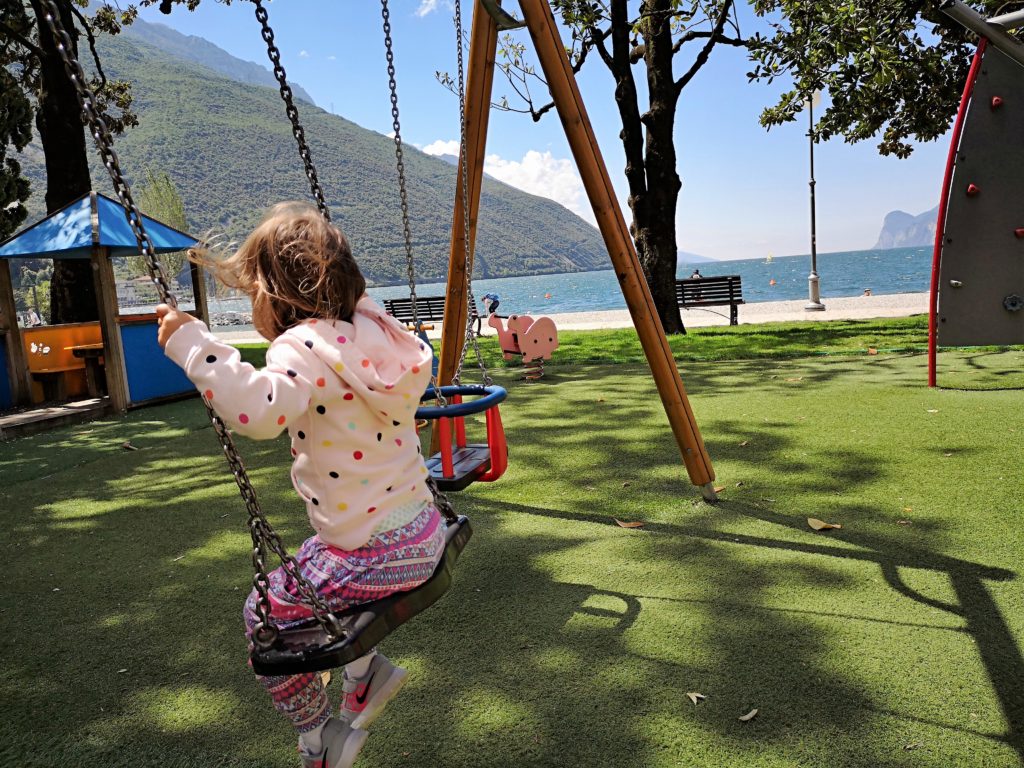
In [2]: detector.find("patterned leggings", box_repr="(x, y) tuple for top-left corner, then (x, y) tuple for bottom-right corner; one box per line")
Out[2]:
(243, 505), (446, 732)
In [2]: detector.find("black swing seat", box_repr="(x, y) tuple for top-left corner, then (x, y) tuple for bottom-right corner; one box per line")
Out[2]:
(250, 515), (473, 676)
(425, 445), (492, 492)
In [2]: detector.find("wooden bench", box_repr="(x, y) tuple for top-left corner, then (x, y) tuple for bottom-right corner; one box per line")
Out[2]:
(383, 295), (485, 336)
(675, 275), (744, 325)
(22, 322), (104, 403)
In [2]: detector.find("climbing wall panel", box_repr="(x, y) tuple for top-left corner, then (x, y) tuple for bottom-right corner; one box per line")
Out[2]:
(938, 45), (1024, 347)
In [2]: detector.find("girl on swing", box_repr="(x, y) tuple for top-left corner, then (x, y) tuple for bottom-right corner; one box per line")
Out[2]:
(157, 202), (444, 768)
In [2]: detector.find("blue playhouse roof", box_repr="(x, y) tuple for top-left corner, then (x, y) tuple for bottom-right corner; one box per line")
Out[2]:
(0, 192), (198, 259)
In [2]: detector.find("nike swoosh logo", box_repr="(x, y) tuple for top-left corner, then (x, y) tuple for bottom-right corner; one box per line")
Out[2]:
(354, 670), (377, 705)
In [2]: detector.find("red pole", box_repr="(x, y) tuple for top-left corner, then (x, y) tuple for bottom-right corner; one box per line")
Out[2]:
(930, 38), (987, 387)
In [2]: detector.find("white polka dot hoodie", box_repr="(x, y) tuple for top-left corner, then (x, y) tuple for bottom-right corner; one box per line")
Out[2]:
(164, 295), (435, 551)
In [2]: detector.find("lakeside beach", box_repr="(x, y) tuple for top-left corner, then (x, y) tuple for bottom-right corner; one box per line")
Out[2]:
(214, 290), (929, 343)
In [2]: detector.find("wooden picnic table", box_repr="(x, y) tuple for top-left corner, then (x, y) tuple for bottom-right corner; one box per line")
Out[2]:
(67, 343), (106, 398)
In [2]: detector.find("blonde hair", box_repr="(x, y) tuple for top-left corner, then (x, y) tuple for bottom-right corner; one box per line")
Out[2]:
(192, 202), (365, 337)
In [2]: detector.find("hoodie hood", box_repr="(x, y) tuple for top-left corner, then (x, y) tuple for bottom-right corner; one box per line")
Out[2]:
(282, 296), (433, 424)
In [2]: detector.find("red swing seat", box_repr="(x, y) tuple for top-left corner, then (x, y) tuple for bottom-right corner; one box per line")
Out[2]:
(418, 385), (508, 492)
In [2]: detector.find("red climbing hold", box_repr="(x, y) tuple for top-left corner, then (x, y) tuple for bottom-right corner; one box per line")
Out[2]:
(1015, 228), (1024, 239)
(992, 96), (1004, 110)
(966, 183), (980, 197)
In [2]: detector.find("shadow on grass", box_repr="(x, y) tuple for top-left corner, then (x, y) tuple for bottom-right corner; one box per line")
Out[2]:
(1, 358), (1022, 766)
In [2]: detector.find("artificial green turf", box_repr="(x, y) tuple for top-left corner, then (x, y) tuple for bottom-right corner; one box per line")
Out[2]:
(1, 349), (1022, 767)
(237, 314), (937, 369)
(236, 313), (1024, 390)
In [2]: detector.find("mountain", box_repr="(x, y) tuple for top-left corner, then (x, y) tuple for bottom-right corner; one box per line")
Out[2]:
(873, 206), (938, 249)
(18, 27), (608, 285)
(678, 250), (715, 264)
(122, 18), (317, 106)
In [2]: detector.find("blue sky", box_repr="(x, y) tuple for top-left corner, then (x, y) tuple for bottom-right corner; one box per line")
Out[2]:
(135, 0), (952, 260)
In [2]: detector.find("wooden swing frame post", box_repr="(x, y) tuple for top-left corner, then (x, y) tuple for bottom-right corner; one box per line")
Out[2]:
(434, 1), (500, 454)
(437, 0), (717, 498)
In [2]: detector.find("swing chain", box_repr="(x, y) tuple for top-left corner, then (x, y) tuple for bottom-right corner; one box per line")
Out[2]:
(380, 0), (420, 333)
(426, 476), (459, 525)
(252, 0), (331, 222)
(207, 410), (346, 646)
(381, 0), (448, 409)
(453, 0), (491, 387)
(40, 0), (344, 650)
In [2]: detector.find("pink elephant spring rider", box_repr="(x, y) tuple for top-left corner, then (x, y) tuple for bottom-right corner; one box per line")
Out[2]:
(488, 313), (560, 380)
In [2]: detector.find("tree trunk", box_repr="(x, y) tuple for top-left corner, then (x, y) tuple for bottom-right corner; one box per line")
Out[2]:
(30, 0), (97, 325)
(603, 0), (685, 333)
(637, 0), (684, 335)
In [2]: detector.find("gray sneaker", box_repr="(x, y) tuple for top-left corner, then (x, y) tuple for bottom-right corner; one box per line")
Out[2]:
(299, 718), (368, 768)
(339, 653), (409, 729)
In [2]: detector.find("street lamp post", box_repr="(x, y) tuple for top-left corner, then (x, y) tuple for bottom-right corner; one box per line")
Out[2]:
(805, 91), (825, 311)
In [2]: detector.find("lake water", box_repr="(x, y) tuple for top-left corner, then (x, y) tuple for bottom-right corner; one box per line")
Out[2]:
(209, 245), (932, 323)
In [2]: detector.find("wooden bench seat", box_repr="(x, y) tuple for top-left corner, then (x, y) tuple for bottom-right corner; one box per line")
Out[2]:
(675, 275), (745, 325)
(383, 295), (484, 335)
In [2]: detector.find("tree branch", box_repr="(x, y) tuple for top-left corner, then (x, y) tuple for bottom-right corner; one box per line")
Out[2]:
(609, 0), (647, 198)
(500, 28), (605, 122)
(675, 0), (734, 93)
(587, 23), (614, 70)
(0, 20), (44, 58)
(67, 3), (107, 88)
(672, 30), (746, 55)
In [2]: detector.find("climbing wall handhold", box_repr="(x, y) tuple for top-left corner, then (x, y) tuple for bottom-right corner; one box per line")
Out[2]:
(966, 183), (980, 196)
(1014, 228), (1024, 239)
(992, 95), (1004, 109)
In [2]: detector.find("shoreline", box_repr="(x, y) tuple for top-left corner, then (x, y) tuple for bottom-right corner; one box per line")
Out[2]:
(214, 291), (929, 343)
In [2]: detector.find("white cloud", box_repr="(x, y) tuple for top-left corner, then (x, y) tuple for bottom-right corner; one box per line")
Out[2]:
(422, 142), (593, 224)
(327, 55), (336, 61)
(486, 150), (593, 225)
(416, 0), (439, 16)
(422, 139), (460, 157)
(298, 50), (310, 59)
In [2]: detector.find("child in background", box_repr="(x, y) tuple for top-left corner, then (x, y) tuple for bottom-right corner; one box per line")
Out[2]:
(481, 291), (500, 315)
(157, 202), (445, 768)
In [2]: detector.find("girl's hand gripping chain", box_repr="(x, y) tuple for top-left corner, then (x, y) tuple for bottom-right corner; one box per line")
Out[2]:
(156, 303), (198, 348)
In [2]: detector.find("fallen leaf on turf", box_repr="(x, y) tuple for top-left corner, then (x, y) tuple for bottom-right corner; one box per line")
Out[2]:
(897, 520), (912, 526)
(596, 398), (605, 403)
(903, 743), (922, 751)
(867, 347), (878, 355)
(614, 518), (645, 529)
(117, 668), (128, 674)
(903, 507), (913, 513)
(686, 692), (706, 705)
(944, 452), (953, 457)
(714, 486), (725, 493)
(585, 485), (596, 491)
(739, 440), (749, 447)
(122, 441), (138, 451)
(927, 409), (939, 413)
(735, 481), (744, 487)
(622, 481), (631, 488)
(738, 709), (758, 722)
(785, 377), (803, 382)
(808, 518), (842, 531)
